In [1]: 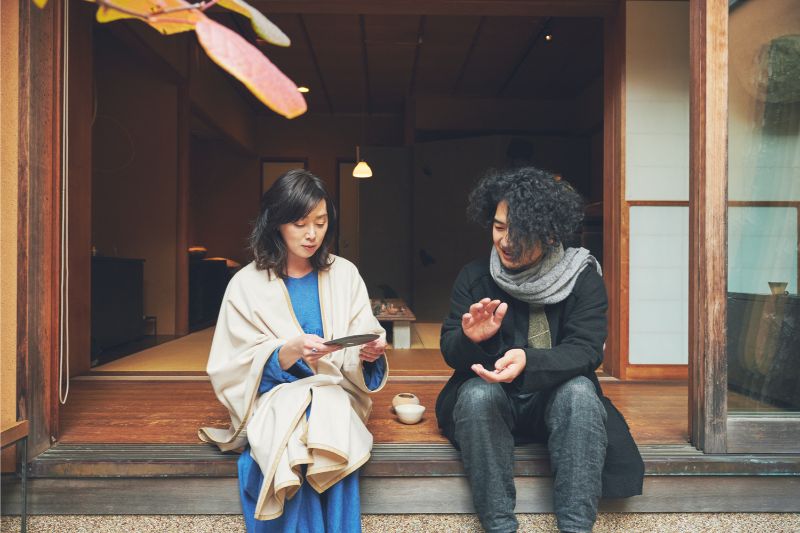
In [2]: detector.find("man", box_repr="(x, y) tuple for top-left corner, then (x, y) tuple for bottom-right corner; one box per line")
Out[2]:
(436, 167), (643, 533)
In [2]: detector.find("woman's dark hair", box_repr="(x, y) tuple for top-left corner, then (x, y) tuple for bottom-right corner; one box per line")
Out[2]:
(250, 169), (337, 277)
(467, 166), (584, 260)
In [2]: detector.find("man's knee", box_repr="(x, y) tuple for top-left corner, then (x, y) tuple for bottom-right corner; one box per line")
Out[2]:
(454, 378), (509, 419)
(548, 376), (605, 420)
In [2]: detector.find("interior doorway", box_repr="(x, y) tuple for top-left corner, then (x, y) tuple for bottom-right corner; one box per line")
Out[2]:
(58, 4), (690, 451)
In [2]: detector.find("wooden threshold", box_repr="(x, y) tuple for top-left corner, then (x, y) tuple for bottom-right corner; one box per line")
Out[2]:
(5, 443), (800, 515)
(57, 380), (689, 446)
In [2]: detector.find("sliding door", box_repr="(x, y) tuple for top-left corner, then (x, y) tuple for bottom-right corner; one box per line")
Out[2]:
(725, 0), (800, 453)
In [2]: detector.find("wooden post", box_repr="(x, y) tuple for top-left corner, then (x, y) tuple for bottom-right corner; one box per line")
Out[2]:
(602, 1), (625, 378)
(18, 0), (65, 456)
(688, 0), (728, 453)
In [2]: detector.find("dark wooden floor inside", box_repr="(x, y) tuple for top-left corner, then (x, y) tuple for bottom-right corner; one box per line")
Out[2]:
(59, 379), (690, 445)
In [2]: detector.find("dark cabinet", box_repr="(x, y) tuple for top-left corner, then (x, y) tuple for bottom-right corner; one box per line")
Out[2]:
(91, 256), (145, 357)
(728, 292), (800, 409)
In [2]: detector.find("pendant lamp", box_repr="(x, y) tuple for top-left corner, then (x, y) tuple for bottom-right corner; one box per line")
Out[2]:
(353, 146), (373, 178)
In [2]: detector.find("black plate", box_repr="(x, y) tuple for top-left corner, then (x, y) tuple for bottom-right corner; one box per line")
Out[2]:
(323, 334), (380, 347)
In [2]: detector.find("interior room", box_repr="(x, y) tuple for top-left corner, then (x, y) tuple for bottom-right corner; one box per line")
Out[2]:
(58, 2), (699, 448)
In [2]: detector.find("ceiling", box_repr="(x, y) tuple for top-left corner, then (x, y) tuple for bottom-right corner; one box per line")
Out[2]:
(218, 13), (604, 115)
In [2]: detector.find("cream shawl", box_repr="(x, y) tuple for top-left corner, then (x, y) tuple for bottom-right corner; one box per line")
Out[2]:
(198, 255), (388, 520)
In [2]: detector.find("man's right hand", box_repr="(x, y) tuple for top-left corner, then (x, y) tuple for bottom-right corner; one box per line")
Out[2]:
(462, 298), (508, 343)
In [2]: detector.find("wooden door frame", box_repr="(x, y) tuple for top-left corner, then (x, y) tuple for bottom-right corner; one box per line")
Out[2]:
(24, 0), (738, 457)
(18, 0), (65, 457)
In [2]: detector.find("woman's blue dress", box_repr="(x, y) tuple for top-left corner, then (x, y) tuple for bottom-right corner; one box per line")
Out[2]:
(238, 270), (386, 533)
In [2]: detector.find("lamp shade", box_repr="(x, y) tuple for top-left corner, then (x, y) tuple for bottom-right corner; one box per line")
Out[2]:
(353, 160), (373, 178)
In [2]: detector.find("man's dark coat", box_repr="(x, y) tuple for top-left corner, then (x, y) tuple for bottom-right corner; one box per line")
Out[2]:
(435, 257), (645, 498)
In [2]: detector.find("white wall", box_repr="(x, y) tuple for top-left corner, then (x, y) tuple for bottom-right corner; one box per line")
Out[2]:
(626, 1), (690, 365)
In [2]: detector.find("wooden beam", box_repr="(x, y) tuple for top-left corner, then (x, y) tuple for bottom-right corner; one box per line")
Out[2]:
(688, 0), (728, 454)
(0, 421), (29, 447)
(452, 16), (485, 96)
(496, 17), (551, 97)
(602, 1), (625, 379)
(175, 81), (190, 337)
(18, 0), (65, 456)
(624, 365), (689, 381)
(22, 442), (800, 479)
(251, 0), (616, 17)
(5, 463), (800, 514)
(66, 1), (94, 379)
(297, 15), (334, 114)
(407, 16), (426, 97)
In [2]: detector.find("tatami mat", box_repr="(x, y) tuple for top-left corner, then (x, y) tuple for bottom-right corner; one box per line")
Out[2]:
(91, 324), (442, 374)
(92, 328), (214, 373)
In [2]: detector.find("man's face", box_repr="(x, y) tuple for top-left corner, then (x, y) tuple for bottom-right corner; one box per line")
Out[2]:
(492, 200), (544, 270)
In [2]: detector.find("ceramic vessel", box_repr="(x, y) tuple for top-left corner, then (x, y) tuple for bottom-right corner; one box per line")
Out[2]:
(391, 393), (420, 412)
(768, 281), (789, 295)
(395, 403), (425, 424)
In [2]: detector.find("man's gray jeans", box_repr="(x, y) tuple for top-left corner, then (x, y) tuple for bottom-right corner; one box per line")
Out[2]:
(452, 376), (608, 533)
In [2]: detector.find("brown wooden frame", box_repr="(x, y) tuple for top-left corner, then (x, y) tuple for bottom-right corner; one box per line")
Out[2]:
(619, 200), (690, 381)
(688, 0), (728, 454)
(601, 0), (625, 379)
(18, 0), (65, 456)
(28, 0), (800, 463)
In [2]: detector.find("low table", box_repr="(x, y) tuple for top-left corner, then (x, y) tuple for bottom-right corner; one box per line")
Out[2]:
(371, 298), (416, 349)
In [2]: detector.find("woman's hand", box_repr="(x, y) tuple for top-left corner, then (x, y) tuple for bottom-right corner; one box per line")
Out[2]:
(471, 348), (526, 383)
(462, 298), (508, 343)
(359, 337), (386, 363)
(279, 334), (337, 370)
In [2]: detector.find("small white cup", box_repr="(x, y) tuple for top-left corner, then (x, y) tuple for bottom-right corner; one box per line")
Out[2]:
(395, 403), (425, 425)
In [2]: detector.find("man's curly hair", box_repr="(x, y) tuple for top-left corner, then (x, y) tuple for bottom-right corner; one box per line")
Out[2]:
(467, 166), (584, 260)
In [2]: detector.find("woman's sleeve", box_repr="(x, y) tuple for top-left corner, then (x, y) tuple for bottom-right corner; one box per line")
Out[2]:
(339, 266), (389, 393)
(259, 347), (300, 393)
(361, 355), (387, 391)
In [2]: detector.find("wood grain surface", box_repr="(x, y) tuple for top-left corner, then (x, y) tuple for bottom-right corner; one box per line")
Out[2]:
(58, 380), (689, 445)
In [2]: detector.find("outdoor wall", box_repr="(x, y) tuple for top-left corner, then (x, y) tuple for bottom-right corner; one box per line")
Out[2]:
(189, 138), (260, 266)
(626, 0), (690, 365)
(92, 30), (178, 335)
(1, 0), (20, 434)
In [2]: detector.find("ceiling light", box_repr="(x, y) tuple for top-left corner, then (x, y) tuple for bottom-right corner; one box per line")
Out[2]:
(353, 160), (373, 178)
(353, 146), (372, 178)
(545, 34), (553, 41)
(297, 86), (310, 93)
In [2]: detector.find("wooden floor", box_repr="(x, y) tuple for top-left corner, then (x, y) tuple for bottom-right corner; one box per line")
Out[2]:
(58, 379), (690, 445)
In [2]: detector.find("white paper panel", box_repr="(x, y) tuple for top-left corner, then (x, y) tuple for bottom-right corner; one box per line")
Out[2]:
(629, 206), (689, 364)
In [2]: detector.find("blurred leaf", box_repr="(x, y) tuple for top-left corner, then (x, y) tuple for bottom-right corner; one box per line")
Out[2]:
(217, 0), (289, 47)
(94, 0), (199, 35)
(195, 16), (306, 118)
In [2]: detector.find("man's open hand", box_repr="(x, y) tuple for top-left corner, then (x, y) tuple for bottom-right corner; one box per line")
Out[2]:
(462, 298), (508, 343)
(471, 348), (526, 383)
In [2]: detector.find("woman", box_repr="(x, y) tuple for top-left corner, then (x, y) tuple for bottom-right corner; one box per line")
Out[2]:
(200, 169), (388, 532)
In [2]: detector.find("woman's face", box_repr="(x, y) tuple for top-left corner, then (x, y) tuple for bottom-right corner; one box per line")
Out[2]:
(492, 200), (544, 270)
(279, 199), (329, 264)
